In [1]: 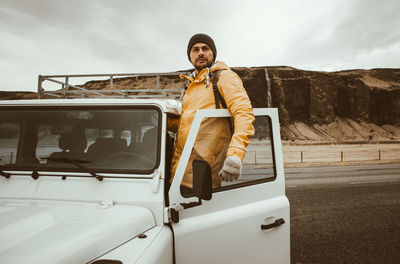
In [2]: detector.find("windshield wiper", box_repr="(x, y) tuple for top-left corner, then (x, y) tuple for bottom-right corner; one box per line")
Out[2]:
(0, 170), (11, 179)
(1, 164), (38, 179)
(0, 169), (39, 179)
(44, 157), (103, 181)
(0, 162), (11, 178)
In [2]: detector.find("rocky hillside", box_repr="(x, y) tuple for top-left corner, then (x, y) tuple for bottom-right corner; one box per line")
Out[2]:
(237, 67), (400, 143)
(1, 67), (399, 143)
(0, 91), (37, 100)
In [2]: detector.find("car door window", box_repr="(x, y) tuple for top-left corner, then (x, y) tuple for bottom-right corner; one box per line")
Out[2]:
(182, 114), (276, 194)
(217, 115), (276, 191)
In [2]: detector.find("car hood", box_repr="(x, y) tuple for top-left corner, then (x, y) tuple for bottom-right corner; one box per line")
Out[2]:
(0, 200), (155, 264)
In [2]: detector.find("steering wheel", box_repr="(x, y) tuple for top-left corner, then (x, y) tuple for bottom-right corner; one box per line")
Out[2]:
(105, 152), (154, 168)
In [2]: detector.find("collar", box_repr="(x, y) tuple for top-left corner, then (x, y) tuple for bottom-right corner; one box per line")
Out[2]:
(191, 62), (215, 78)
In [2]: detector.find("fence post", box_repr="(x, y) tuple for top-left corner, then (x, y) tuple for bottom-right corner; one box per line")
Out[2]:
(341, 151), (343, 162)
(301, 151), (303, 163)
(379, 150), (381, 160)
(255, 151), (257, 165)
(65, 76), (69, 90)
(37, 75), (43, 99)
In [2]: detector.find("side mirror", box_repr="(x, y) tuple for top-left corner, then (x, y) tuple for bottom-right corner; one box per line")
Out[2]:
(192, 159), (212, 200)
(169, 159), (212, 223)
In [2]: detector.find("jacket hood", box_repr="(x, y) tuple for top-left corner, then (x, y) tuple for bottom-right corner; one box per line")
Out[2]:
(0, 200), (155, 264)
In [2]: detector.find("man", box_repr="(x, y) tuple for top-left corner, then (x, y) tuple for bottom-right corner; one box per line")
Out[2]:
(170, 33), (255, 193)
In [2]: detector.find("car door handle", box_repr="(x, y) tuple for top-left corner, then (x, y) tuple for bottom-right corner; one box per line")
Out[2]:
(261, 218), (285, 230)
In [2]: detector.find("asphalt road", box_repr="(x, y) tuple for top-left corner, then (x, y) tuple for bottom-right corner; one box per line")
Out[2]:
(285, 164), (400, 264)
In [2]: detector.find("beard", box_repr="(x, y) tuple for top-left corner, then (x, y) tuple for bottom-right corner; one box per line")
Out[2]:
(193, 57), (214, 72)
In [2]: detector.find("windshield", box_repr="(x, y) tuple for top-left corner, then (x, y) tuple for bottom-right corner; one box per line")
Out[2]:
(0, 106), (161, 175)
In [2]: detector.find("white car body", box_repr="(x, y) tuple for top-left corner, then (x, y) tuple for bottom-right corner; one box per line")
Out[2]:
(0, 99), (290, 264)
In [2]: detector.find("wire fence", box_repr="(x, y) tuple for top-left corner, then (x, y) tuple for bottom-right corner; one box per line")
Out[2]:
(282, 143), (400, 165)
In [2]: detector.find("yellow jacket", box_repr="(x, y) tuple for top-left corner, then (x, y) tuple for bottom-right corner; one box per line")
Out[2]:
(170, 61), (255, 188)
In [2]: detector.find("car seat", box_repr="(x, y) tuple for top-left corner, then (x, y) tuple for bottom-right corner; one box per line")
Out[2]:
(47, 129), (88, 166)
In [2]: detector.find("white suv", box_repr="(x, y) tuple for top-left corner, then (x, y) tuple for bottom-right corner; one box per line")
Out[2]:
(0, 98), (290, 264)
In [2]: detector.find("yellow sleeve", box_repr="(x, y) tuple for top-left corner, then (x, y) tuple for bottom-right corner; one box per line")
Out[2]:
(217, 70), (255, 160)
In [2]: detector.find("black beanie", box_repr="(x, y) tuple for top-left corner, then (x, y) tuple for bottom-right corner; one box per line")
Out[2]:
(187, 33), (217, 62)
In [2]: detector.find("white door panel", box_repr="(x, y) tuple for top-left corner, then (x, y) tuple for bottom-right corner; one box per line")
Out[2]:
(174, 192), (290, 263)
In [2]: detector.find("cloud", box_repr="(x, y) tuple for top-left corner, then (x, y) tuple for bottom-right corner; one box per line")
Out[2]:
(281, 0), (400, 70)
(0, 0), (399, 91)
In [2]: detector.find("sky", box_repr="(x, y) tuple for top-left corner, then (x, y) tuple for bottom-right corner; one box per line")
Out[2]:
(0, 0), (399, 92)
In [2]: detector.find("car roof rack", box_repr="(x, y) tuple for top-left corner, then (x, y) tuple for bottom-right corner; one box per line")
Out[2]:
(37, 72), (190, 99)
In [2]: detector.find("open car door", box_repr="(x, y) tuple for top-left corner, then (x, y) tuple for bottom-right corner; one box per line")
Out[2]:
(168, 108), (290, 264)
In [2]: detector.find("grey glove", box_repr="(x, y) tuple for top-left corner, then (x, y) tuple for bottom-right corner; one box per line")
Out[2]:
(218, 156), (242, 182)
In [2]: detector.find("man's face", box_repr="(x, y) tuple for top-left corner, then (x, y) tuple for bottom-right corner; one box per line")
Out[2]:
(189, 42), (214, 72)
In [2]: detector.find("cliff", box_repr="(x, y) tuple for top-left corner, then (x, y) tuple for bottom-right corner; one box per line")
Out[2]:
(236, 67), (400, 142)
(1, 67), (399, 143)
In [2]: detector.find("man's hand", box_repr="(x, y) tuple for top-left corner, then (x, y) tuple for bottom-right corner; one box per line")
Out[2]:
(218, 156), (242, 182)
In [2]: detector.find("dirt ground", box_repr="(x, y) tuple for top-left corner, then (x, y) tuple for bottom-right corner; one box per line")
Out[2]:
(282, 142), (400, 167)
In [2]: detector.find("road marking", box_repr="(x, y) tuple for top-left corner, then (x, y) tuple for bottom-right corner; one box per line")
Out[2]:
(286, 185), (297, 188)
(350, 180), (399, 185)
